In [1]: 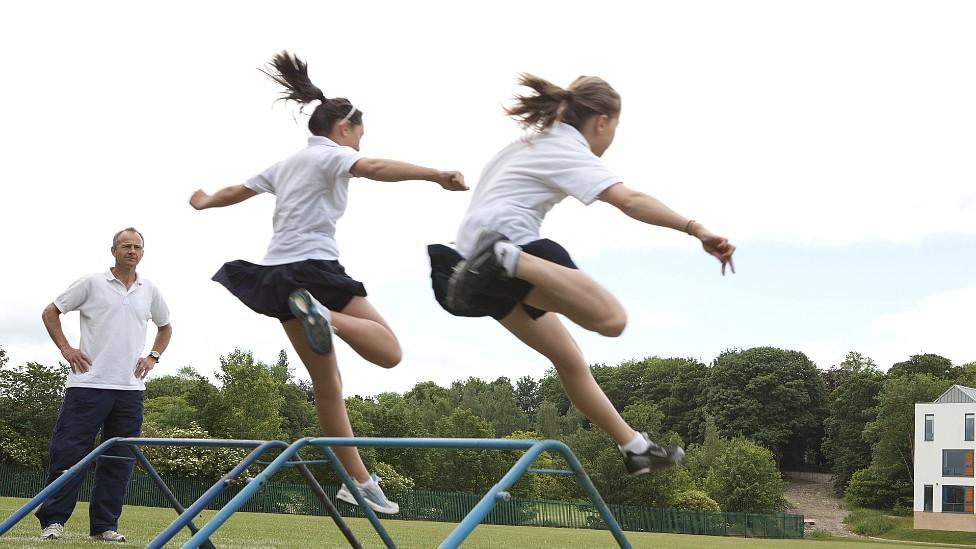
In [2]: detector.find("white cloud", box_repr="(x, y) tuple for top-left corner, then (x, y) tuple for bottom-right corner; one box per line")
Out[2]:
(869, 286), (976, 367)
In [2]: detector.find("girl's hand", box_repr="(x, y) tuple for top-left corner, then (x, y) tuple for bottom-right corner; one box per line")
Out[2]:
(189, 190), (212, 210)
(696, 228), (736, 275)
(435, 171), (468, 191)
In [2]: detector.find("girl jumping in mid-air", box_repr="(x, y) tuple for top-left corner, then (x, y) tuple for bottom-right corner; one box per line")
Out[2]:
(190, 51), (467, 514)
(429, 74), (735, 475)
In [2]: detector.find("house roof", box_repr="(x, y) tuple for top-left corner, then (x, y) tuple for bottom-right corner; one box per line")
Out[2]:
(934, 385), (976, 404)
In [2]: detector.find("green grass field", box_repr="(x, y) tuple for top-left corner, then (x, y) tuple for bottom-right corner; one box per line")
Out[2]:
(0, 497), (965, 548)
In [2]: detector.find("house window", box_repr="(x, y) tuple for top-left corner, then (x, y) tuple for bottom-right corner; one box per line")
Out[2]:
(924, 485), (933, 512)
(925, 414), (934, 441)
(966, 414), (974, 442)
(943, 485), (974, 513)
(943, 450), (975, 477)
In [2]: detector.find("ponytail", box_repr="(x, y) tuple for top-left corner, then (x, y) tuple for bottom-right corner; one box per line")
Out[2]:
(505, 73), (620, 131)
(260, 51), (363, 136)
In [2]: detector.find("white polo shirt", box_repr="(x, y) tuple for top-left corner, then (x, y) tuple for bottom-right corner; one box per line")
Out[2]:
(456, 122), (621, 256)
(55, 271), (171, 391)
(245, 136), (364, 264)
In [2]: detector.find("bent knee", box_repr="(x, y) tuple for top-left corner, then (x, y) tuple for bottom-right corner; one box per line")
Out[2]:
(375, 346), (402, 369)
(595, 310), (627, 337)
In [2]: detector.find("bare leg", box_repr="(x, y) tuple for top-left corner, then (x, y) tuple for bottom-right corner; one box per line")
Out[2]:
(331, 297), (401, 369)
(282, 319), (370, 483)
(498, 306), (636, 445)
(514, 254), (627, 337)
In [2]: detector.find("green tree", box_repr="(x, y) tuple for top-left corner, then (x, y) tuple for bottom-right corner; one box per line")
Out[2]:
(671, 489), (721, 511)
(533, 401), (582, 439)
(861, 373), (948, 493)
(682, 414), (725, 488)
(705, 437), (785, 512)
(707, 347), (827, 467)
(144, 396), (197, 429)
(887, 353), (955, 379)
(429, 408), (508, 493)
(0, 361), (68, 466)
(514, 376), (542, 419)
(822, 352), (884, 495)
(211, 349), (284, 440)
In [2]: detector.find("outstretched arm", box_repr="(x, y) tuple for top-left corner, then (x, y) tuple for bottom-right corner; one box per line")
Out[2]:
(189, 184), (258, 210)
(598, 182), (736, 274)
(350, 158), (467, 191)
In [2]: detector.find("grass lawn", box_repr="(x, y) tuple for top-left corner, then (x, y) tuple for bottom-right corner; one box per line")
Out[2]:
(0, 497), (966, 548)
(874, 516), (976, 545)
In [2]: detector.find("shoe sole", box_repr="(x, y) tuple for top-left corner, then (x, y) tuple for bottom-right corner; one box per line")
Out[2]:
(445, 261), (470, 311)
(287, 289), (333, 355)
(336, 488), (400, 515)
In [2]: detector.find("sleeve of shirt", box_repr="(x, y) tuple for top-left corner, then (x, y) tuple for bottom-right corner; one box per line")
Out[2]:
(328, 147), (365, 180)
(545, 148), (622, 206)
(54, 276), (91, 314)
(243, 162), (278, 194)
(150, 285), (171, 327)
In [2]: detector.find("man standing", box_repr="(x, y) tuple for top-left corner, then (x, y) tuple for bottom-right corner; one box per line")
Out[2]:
(36, 227), (172, 542)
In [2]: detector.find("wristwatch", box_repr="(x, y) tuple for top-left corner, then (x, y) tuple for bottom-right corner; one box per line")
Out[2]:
(148, 350), (161, 362)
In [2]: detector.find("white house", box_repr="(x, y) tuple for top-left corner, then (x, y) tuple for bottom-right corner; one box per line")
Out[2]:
(915, 385), (976, 531)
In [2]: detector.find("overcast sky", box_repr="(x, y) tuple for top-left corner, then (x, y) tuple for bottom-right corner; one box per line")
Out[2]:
(1, 1), (973, 397)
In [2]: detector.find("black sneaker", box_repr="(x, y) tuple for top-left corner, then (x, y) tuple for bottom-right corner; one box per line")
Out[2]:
(446, 230), (511, 312)
(621, 433), (685, 475)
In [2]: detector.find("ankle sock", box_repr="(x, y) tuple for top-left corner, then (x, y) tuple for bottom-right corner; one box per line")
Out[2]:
(619, 431), (651, 454)
(493, 241), (520, 277)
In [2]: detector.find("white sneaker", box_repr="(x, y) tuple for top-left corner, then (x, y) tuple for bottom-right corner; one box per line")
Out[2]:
(40, 523), (64, 540)
(91, 530), (126, 542)
(336, 474), (399, 514)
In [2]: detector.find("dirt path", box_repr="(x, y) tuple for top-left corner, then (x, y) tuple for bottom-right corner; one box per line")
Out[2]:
(783, 475), (854, 537)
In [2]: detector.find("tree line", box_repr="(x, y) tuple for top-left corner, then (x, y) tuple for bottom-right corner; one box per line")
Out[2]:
(0, 344), (970, 514)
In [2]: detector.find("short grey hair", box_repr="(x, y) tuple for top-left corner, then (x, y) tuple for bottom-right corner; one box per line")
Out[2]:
(112, 227), (145, 249)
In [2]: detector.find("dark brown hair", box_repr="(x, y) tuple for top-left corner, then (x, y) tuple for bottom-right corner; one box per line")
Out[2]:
(505, 73), (621, 131)
(260, 51), (363, 136)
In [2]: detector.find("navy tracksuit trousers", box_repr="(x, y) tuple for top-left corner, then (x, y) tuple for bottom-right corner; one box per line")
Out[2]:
(35, 387), (143, 535)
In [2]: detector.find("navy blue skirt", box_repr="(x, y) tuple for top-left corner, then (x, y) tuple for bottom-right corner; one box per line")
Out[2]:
(427, 238), (578, 320)
(213, 259), (367, 321)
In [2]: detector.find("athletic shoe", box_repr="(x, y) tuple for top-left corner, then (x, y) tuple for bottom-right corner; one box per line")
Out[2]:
(91, 530), (126, 542)
(287, 288), (333, 354)
(621, 432), (685, 475)
(336, 474), (400, 514)
(446, 230), (510, 312)
(39, 523), (63, 540)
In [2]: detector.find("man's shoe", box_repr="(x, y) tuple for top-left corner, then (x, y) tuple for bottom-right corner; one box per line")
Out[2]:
(287, 288), (333, 354)
(39, 523), (64, 540)
(621, 433), (685, 475)
(336, 474), (400, 514)
(91, 530), (126, 542)
(446, 230), (510, 311)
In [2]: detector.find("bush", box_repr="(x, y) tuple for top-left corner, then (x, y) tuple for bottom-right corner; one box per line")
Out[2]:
(844, 465), (911, 510)
(843, 507), (895, 536)
(705, 438), (785, 512)
(671, 489), (721, 511)
(808, 529), (833, 539)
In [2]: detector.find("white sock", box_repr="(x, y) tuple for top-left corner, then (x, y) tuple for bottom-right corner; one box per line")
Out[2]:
(619, 431), (650, 454)
(355, 475), (376, 488)
(493, 241), (520, 277)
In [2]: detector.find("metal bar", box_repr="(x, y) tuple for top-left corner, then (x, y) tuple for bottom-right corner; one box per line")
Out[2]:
(295, 464), (362, 549)
(130, 446), (216, 549)
(306, 442), (395, 549)
(0, 436), (124, 536)
(147, 440), (290, 549)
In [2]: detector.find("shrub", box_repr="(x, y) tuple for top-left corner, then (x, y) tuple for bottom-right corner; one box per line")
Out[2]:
(671, 489), (721, 511)
(843, 507), (895, 536)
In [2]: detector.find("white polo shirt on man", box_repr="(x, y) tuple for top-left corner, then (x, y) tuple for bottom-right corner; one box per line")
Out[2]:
(55, 271), (170, 391)
(244, 136), (364, 265)
(456, 122), (621, 257)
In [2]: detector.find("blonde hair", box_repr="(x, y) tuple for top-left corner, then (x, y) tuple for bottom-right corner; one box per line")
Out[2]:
(505, 73), (621, 131)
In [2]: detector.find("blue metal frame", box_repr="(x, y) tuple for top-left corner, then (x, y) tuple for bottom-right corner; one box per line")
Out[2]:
(1, 437), (631, 549)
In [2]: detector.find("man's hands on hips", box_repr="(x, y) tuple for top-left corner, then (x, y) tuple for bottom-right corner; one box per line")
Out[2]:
(60, 347), (91, 374)
(134, 357), (156, 380)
